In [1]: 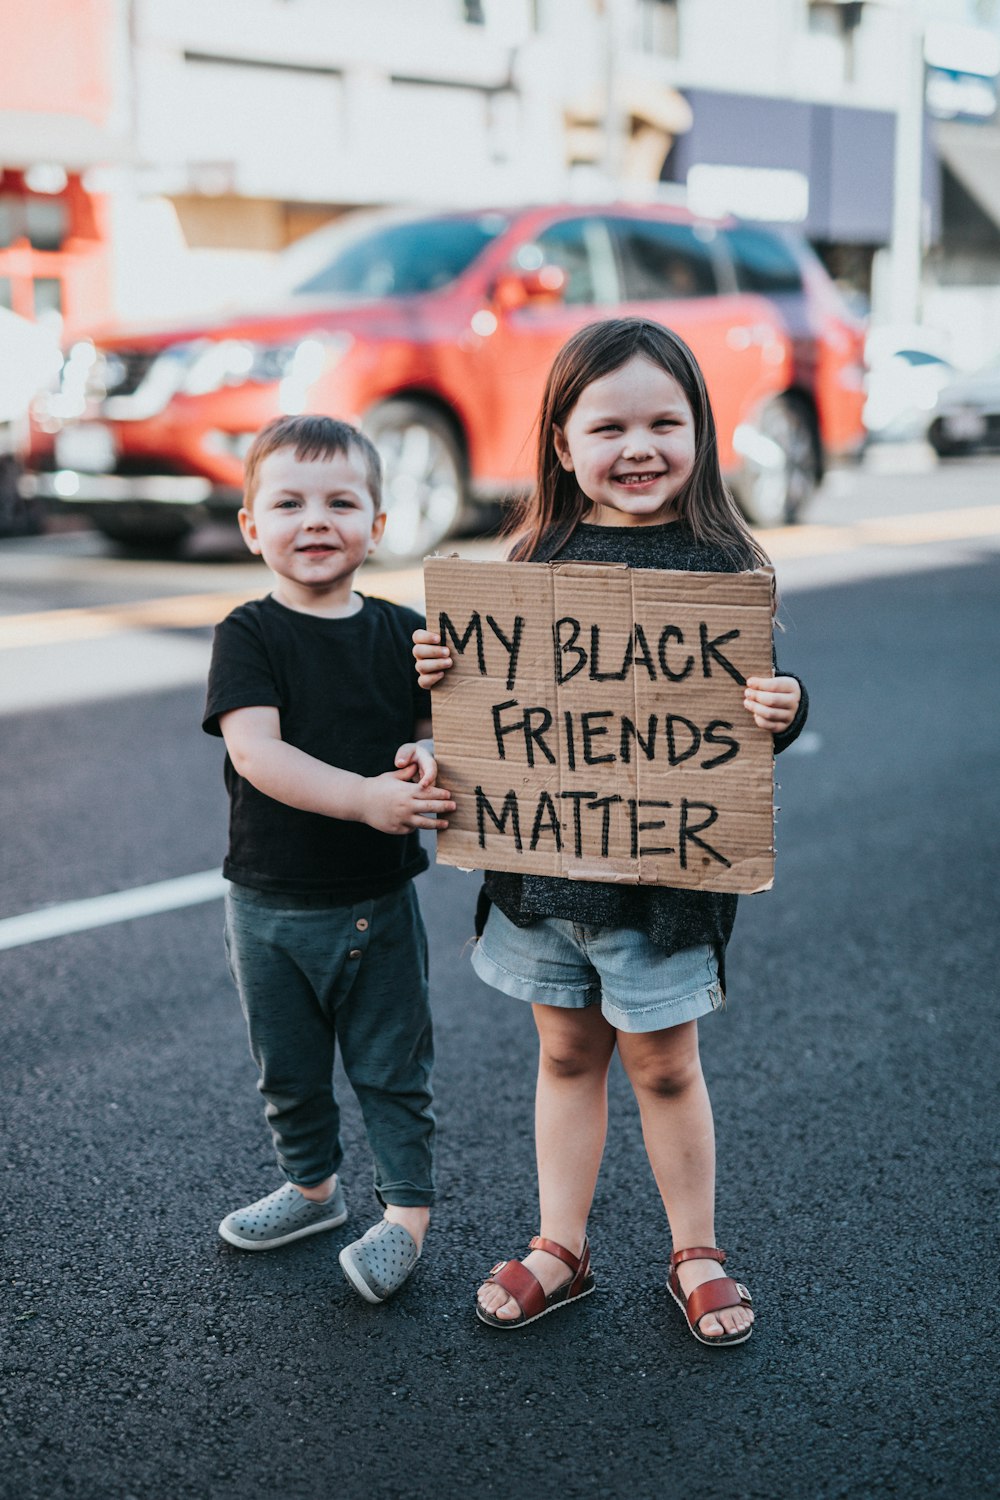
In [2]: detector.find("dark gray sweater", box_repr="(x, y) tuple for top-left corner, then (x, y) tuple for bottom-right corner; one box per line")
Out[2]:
(481, 520), (809, 990)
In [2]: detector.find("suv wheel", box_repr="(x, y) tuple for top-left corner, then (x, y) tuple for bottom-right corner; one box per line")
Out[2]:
(365, 400), (465, 561)
(741, 396), (819, 527)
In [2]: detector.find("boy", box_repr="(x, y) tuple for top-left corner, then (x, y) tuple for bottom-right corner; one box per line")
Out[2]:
(203, 414), (454, 1303)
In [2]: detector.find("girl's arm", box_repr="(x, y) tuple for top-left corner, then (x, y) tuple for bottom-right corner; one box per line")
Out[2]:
(743, 673), (809, 752)
(220, 706), (454, 835)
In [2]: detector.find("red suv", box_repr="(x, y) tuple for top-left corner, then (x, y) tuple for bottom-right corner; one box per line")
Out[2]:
(28, 203), (865, 559)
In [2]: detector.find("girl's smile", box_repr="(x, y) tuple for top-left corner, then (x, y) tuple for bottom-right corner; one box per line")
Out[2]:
(553, 355), (697, 527)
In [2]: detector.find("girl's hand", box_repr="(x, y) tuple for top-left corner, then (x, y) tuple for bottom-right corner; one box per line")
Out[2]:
(413, 629), (454, 690)
(743, 675), (801, 734)
(360, 768), (455, 835)
(395, 739), (437, 790)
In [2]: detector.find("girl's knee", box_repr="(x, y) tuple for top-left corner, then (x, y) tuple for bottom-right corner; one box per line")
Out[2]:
(622, 1036), (703, 1098)
(539, 1037), (609, 1080)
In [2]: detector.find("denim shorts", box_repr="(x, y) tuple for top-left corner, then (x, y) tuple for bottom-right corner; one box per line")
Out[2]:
(471, 905), (724, 1034)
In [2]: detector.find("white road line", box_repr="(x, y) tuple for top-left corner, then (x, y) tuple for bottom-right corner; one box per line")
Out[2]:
(0, 869), (226, 952)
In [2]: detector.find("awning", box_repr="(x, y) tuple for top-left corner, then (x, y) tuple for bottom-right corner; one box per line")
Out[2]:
(935, 120), (1000, 230)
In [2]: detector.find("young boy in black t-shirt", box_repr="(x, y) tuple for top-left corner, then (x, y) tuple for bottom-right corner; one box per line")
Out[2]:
(203, 414), (454, 1303)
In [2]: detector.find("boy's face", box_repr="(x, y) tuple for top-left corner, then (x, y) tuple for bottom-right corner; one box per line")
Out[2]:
(239, 445), (384, 601)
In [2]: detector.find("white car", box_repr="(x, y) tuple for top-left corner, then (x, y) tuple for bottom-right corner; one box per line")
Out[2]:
(863, 328), (955, 442)
(928, 356), (1000, 456)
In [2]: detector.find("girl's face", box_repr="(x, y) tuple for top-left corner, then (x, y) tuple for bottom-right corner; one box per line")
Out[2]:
(553, 355), (697, 527)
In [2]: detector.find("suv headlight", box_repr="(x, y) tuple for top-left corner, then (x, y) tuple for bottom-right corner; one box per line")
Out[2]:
(181, 334), (350, 396)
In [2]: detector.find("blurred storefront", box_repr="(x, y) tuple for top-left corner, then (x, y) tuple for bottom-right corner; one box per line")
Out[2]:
(0, 0), (133, 335)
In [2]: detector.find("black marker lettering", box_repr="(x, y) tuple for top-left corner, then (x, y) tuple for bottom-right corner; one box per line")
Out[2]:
(620, 714), (657, 765)
(699, 623), (744, 684)
(589, 625), (631, 681)
(563, 709), (577, 772)
(679, 800), (730, 869)
(554, 617), (586, 683)
(666, 714), (701, 766)
(439, 611), (485, 676)
(657, 625), (694, 681)
(631, 624), (656, 680)
(529, 790), (563, 852)
(587, 795), (622, 858)
(701, 720), (740, 769)
(475, 787), (522, 851)
(491, 699), (521, 760)
(560, 790), (597, 858)
(628, 798), (674, 859)
(485, 613), (524, 692)
(580, 710), (615, 766)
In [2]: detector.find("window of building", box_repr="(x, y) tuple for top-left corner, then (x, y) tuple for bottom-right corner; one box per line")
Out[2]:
(612, 218), (717, 301)
(723, 226), (803, 296)
(33, 278), (63, 320)
(463, 0), (486, 22)
(635, 0), (679, 57)
(0, 193), (69, 251)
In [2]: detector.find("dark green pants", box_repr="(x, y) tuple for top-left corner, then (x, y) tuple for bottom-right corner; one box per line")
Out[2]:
(224, 879), (434, 1206)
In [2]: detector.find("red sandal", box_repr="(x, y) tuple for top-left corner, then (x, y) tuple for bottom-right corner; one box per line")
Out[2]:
(476, 1235), (595, 1329)
(668, 1247), (754, 1347)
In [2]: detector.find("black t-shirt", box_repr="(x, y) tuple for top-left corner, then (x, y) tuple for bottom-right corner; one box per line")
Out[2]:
(483, 521), (810, 988)
(203, 593), (432, 898)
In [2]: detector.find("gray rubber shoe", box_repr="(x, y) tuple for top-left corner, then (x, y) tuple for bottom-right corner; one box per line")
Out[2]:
(218, 1180), (347, 1250)
(339, 1220), (420, 1303)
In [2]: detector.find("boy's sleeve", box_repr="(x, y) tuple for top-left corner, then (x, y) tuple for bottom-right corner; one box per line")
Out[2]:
(202, 609), (281, 737)
(407, 608), (433, 725)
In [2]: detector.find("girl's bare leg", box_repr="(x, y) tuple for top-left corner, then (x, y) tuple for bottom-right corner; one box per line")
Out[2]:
(617, 1020), (754, 1340)
(477, 1003), (616, 1320)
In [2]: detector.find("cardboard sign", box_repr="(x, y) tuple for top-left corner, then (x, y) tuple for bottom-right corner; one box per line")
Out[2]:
(424, 557), (776, 894)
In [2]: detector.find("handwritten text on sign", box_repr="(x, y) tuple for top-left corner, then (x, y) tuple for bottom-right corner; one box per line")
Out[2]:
(424, 558), (776, 894)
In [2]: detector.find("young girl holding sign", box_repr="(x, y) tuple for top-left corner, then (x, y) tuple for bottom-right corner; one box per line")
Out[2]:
(414, 318), (807, 1344)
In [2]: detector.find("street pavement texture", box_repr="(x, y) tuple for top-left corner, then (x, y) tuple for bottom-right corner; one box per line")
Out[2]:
(2, 553), (998, 1499)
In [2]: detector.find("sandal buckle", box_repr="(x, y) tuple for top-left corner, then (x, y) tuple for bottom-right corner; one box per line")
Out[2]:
(736, 1283), (751, 1303)
(489, 1260), (507, 1276)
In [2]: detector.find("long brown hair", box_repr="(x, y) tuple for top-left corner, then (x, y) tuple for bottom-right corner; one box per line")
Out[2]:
(504, 317), (771, 570)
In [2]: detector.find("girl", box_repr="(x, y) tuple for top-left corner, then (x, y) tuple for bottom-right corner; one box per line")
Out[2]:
(414, 318), (807, 1345)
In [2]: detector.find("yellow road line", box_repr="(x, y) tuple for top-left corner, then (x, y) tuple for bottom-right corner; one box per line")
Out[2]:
(2, 506), (999, 653)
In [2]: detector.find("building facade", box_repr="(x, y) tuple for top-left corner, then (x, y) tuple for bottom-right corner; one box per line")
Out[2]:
(3, 0), (999, 362)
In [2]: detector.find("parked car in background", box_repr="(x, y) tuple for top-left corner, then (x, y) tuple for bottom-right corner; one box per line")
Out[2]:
(26, 203), (865, 559)
(0, 309), (61, 536)
(928, 354), (1000, 457)
(863, 327), (956, 443)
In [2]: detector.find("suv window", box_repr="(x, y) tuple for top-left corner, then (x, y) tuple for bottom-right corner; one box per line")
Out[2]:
(612, 218), (717, 301)
(517, 217), (617, 306)
(293, 215), (508, 299)
(724, 226), (803, 295)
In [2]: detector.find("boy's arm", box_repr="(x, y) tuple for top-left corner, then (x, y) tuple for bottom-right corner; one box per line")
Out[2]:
(220, 706), (454, 834)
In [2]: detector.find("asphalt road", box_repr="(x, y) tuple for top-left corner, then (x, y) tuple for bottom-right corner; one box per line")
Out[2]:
(2, 455), (999, 1499)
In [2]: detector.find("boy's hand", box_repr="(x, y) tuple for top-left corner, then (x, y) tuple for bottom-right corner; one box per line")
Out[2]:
(743, 675), (801, 734)
(413, 629), (454, 690)
(395, 739), (437, 789)
(360, 768), (455, 835)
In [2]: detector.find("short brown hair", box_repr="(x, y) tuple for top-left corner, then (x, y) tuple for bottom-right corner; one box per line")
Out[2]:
(242, 414), (382, 511)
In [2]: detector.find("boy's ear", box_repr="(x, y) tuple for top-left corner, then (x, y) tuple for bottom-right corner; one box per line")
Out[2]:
(238, 506), (262, 554)
(553, 424), (574, 471)
(368, 509), (387, 552)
